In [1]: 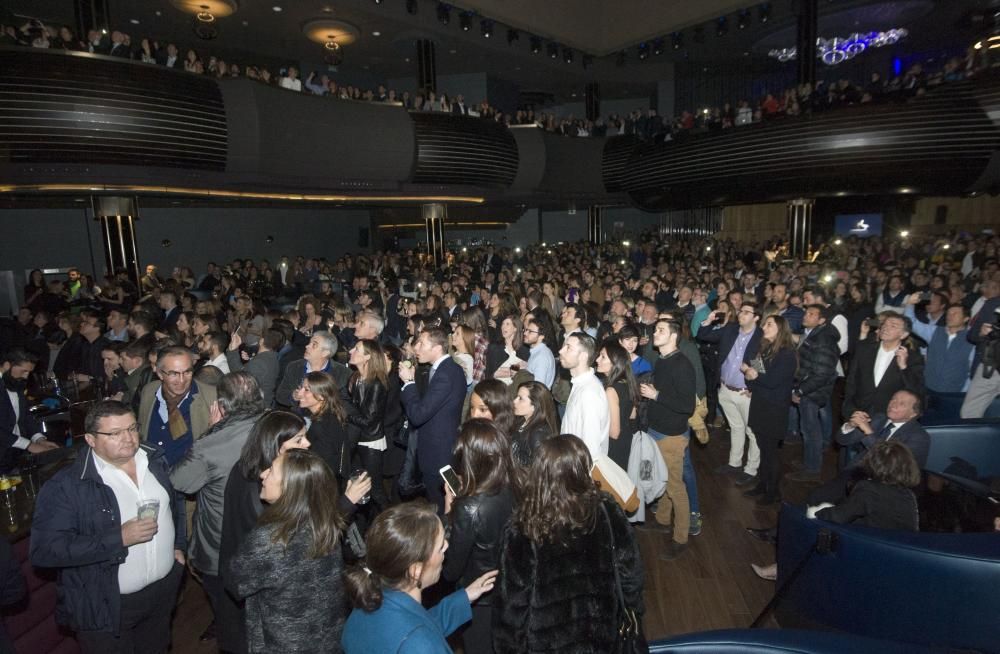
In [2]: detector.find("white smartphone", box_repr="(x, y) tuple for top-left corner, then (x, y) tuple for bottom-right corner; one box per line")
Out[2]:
(439, 465), (461, 496)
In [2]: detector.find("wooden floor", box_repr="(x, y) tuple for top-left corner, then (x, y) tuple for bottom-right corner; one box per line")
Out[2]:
(171, 426), (828, 652)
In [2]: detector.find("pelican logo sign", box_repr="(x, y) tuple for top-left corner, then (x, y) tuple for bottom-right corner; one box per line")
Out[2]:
(834, 213), (882, 237)
(851, 218), (870, 233)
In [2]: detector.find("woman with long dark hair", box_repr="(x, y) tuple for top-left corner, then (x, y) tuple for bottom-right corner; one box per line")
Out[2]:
(346, 338), (390, 511)
(342, 501), (498, 653)
(228, 449), (349, 652)
(595, 341), (639, 470)
(443, 419), (519, 652)
(218, 411), (368, 653)
(741, 315), (798, 506)
(486, 314), (530, 383)
(493, 434), (644, 653)
(510, 381), (559, 466)
(23, 269), (46, 311)
(469, 379), (516, 437)
(845, 282), (875, 356)
(459, 307), (490, 384)
(297, 371), (351, 478)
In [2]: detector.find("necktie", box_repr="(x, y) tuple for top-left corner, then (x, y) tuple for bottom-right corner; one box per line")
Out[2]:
(429, 365), (436, 384)
(879, 422), (895, 440)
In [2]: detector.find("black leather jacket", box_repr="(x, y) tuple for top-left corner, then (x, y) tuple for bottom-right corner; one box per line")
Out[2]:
(443, 487), (514, 600)
(346, 376), (386, 443)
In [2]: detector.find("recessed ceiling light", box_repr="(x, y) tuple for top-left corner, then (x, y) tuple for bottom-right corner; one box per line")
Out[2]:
(272, 6), (282, 12)
(404, 57), (410, 62)
(449, 49), (456, 54)
(242, 20), (248, 26)
(129, 18), (140, 25)
(155, 10), (161, 16)
(372, 31), (381, 36)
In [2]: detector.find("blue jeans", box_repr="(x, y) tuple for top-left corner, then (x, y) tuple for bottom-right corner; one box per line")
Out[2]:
(799, 395), (831, 474)
(683, 445), (699, 515)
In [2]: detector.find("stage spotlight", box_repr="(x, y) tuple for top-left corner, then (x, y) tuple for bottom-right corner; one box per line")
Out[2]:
(436, 3), (450, 25)
(405, 0), (417, 15)
(637, 41), (649, 60)
(652, 38), (664, 55)
(716, 17), (728, 37)
(459, 11), (472, 31)
(530, 35), (541, 53)
(481, 19), (492, 38)
(506, 28), (519, 44)
(738, 9), (751, 29)
(547, 42), (559, 59)
(759, 3), (771, 24)
(671, 31), (682, 50)
(563, 47), (573, 63)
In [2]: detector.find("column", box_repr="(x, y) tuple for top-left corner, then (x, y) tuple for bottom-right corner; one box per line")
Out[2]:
(796, 0), (818, 88)
(416, 39), (437, 94)
(423, 203), (446, 267)
(587, 205), (604, 245)
(91, 196), (141, 288)
(74, 0), (110, 42)
(787, 198), (814, 260)
(585, 83), (600, 122)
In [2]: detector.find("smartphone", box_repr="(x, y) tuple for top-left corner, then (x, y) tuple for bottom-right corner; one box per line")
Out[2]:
(439, 465), (461, 496)
(866, 317), (881, 329)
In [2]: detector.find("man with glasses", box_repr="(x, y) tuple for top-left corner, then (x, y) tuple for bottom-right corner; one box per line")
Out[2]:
(697, 301), (763, 486)
(522, 312), (556, 389)
(31, 400), (186, 653)
(137, 347), (217, 467)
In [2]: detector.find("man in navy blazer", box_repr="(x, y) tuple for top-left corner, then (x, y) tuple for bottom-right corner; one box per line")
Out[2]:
(807, 389), (930, 505)
(398, 327), (466, 512)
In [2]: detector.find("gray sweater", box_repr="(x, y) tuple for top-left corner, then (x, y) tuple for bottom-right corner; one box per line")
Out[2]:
(170, 414), (258, 575)
(228, 526), (346, 654)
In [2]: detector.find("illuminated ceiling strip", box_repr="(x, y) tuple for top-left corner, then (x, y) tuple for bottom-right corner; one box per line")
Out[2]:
(0, 184), (485, 204)
(379, 222), (508, 228)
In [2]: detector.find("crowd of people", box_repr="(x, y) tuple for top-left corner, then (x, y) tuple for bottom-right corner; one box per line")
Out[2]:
(2, 224), (999, 652)
(4, 18), (991, 142)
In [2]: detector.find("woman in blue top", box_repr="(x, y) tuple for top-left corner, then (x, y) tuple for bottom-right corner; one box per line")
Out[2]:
(342, 501), (498, 653)
(617, 324), (653, 377)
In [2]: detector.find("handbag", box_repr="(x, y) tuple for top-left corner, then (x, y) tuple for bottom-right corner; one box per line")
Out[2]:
(591, 455), (640, 513)
(599, 503), (649, 654)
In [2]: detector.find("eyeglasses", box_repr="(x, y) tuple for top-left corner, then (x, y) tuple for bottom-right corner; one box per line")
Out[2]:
(522, 328), (540, 335)
(738, 309), (756, 315)
(160, 369), (194, 380)
(92, 423), (139, 440)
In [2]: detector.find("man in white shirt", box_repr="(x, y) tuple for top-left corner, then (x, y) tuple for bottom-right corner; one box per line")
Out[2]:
(199, 332), (231, 374)
(31, 400), (185, 652)
(105, 308), (130, 342)
(279, 66), (302, 92)
(558, 332), (609, 459)
(1, 349), (60, 468)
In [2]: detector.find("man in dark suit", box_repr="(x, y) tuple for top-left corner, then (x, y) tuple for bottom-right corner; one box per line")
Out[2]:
(226, 328), (283, 407)
(1, 349), (60, 471)
(159, 291), (181, 334)
(275, 332), (350, 409)
(843, 313), (925, 417)
(398, 327), (465, 513)
(452, 94), (469, 115)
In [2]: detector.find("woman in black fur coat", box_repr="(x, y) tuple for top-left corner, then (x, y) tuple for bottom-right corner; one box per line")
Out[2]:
(493, 434), (644, 653)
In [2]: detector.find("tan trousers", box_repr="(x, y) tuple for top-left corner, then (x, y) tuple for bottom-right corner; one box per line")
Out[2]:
(653, 433), (690, 545)
(718, 385), (759, 475)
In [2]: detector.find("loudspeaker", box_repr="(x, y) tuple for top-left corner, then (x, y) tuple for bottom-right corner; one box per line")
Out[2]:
(934, 205), (947, 225)
(358, 228), (369, 248)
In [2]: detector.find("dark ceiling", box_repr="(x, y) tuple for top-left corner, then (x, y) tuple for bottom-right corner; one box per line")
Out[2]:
(3, 0), (991, 103)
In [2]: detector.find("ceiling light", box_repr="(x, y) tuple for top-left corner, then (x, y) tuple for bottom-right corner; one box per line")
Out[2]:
(197, 11), (215, 22)
(372, 30), (381, 36)
(547, 42), (559, 59)
(272, 6), (282, 12)
(324, 39), (341, 51)
(563, 47), (573, 63)
(530, 36), (541, 53)
(460, 12), (472, 31)
(652, 38), (664, 55)
(738, 9), (751, 30)
(672, 31), (682, 50)
(481, 19), (493, 38)
(130, 18), (140, 25)
(637, 42), (649, 60)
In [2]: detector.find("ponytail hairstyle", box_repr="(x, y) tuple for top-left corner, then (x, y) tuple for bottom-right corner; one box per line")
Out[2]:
(344, 500), (442, 612)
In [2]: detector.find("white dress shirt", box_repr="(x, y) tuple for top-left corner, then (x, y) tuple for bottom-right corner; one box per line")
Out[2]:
(93, 448), (174, 594)
(207, 353), (231, 374)
(873, 344), (896, 388)
(6, 389), (46, 450)
(560, 368), (610, 459)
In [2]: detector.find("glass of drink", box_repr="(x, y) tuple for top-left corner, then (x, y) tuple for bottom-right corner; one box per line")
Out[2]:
(137, 499), (160, 521)
(349, 469), (371, 505)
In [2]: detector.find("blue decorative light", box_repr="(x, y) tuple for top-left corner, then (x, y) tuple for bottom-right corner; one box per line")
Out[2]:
(768, 28), (908, 66)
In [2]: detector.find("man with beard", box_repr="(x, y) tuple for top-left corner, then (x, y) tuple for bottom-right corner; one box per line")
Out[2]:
(0, 349), (60, 470)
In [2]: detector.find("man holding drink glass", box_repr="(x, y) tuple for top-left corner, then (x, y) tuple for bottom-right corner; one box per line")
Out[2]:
(31, 400), (186, 653)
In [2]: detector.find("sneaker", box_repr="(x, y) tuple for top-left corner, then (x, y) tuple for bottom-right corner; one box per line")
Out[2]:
(734, 472), (757, 486)
(689, 512), (703, 536)
(659, 540), (689, 561)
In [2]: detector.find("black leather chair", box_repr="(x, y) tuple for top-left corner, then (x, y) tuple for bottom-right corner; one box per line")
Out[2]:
(774, 504), (1000, 653)
(649, 628), (942, 653)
